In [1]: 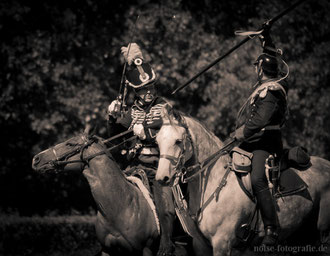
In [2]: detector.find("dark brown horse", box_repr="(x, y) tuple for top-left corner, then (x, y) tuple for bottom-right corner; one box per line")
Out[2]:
(32, 129), (163, 256)
(155, 103), (330, 256)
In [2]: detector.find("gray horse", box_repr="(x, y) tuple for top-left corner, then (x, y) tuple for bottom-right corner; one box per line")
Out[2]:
(32, 129), (165, 256)
(155, 103), (330, 256)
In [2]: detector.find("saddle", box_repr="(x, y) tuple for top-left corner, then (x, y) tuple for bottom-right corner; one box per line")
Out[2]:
(124, 165), (156, 192)
(230, 146), (311, 201)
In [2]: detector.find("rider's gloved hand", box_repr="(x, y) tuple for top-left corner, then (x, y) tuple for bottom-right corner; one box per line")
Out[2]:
(259, 20), (275, 50)
(230, 125), (245, 142)
(107, 100), (121, 119)
(133, 124), (146, 140)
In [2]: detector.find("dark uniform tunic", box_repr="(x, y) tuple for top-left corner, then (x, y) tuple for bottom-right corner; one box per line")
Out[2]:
(236, 80), (288, 193)
(107, 96), (167, 174)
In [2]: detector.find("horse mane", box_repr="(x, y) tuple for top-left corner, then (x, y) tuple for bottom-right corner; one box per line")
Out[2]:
(174, 110), (223, 146)
(166, 109), (223, 165)
(160, 103), (224, 163)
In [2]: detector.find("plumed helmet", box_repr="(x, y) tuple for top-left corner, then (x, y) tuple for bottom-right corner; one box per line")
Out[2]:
(121, 43), (156, 89)
(255, 53), (278, 77)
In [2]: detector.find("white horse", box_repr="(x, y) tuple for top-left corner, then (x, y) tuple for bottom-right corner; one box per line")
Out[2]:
(155, 103), (330, 256)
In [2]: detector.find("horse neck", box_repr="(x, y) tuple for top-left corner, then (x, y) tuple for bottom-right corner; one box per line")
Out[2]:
(183, 116), (229, 212)
(184, 116), (223, 161)
(82, 143), (135, 216)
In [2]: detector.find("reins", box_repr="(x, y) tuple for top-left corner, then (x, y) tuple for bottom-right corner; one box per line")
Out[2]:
(159, 116), (238, 219)
(50, 119), (161, 169)
(50, 134), (137, 168)
(158, 116), (237, 184)
(183, 138), (237, 183)
(182, 136), (236, 216)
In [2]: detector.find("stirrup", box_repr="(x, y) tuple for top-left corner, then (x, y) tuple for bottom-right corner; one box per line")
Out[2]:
(262, 226), (278, 246)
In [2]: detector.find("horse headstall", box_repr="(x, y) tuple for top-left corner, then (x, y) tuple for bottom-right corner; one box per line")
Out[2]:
(48, 134), (99, 171)
(159, 124), (194, 186)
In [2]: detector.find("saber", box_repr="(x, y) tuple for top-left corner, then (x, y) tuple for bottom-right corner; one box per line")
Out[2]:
(117, 14), (140, 112)
(171, 0), (308, 95)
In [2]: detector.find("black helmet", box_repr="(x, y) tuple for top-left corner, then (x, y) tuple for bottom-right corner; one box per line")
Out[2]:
(254, 53), (278, 78)
(121, 43), (157, 89)
(125, 61), (156, 89)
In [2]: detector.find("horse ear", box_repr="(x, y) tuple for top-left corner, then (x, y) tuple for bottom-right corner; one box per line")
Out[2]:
(84, 124), (92, 135)
(161, 103), (173, 121)
(84, 115), (98, 136)
(84, 123), (98, 136)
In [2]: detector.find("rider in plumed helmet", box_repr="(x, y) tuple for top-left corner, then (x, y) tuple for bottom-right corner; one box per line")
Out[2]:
(107, 43), (175, 255)
(231, 25), (289, 246)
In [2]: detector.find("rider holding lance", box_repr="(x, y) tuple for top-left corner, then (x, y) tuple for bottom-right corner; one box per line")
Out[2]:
(107, 43), (176, 255)
(231, 24), (288, 246)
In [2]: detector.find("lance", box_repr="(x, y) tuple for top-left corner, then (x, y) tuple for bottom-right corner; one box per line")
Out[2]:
(171, 0), (308, 95)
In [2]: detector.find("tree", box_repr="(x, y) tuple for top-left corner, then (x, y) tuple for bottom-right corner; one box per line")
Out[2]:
(1, 0), (329, 215)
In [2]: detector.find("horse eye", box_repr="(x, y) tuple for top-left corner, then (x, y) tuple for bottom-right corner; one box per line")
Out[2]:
(175, 139), (183, 145)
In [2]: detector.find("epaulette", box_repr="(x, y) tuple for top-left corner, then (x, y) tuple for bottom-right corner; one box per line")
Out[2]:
(250, 81), (287, 104)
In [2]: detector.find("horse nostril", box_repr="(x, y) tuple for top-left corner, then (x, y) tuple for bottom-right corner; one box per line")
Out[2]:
(33, 156), (40, 166)
(158, 176), (170, 185)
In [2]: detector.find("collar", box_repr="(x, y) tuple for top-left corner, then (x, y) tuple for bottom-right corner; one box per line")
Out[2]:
(134, 97), (159, 111)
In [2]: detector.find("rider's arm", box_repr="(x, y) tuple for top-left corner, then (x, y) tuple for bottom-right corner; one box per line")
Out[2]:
(107, 108), (132, 137)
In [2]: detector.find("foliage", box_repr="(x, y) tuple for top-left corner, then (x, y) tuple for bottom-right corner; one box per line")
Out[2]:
(1, 0), (329, 215)
(0, 215), (99, 255)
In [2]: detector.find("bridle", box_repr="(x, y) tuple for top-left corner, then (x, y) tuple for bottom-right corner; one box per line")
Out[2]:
(46, 134), (99, 170)
(157, 118), (237, 228)
(46, 134), (133, 171)
(158, 121), (194, 186)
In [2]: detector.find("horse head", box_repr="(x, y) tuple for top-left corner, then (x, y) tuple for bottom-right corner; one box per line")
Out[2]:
(32, 126), (96, 173)
(156, 104), (193, 186)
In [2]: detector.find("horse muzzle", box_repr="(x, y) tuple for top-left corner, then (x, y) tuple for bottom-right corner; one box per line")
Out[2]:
(32, 160), (54, 173)
(32, 154), (59, 173)
(155, 169), (177, 187)
(156, 174), (171, 186)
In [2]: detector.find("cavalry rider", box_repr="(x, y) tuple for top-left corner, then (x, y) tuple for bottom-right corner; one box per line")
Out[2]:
(107, 43), (175, 255)
(231, 26), (288, 246)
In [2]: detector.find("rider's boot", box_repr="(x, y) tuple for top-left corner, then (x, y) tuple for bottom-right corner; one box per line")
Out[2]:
(152, 181), (176, 256)
(256, 189), (279, 246)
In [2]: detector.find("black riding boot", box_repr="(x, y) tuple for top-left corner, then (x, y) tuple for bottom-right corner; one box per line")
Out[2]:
(256, 189), (279, 246)
(152, 181), (175, 256)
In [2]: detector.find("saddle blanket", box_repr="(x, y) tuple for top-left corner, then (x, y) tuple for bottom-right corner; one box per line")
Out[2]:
(236, 168), (308, 201)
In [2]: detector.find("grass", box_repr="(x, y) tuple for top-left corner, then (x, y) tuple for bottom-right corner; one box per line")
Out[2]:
(0, 215), (101, 256)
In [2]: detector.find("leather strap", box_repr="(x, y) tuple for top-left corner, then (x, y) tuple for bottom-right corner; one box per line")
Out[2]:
(159, 154), (180, 165)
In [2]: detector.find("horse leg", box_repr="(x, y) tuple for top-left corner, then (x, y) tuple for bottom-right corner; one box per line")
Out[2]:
(94, 249), (110, 256)
(318, 191), (330, 255)
(152, 181), (176, 256)
(210, 222), (257, 256)
(143, 247), (153, 256)
(319, 230), (330, 255)
(192, 237), (212, 256)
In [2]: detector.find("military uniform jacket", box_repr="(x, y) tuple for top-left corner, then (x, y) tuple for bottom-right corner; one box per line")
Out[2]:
(108, 97), (167, 165)
(110, 97), (166, 138)
(236, 80), (288, 144)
